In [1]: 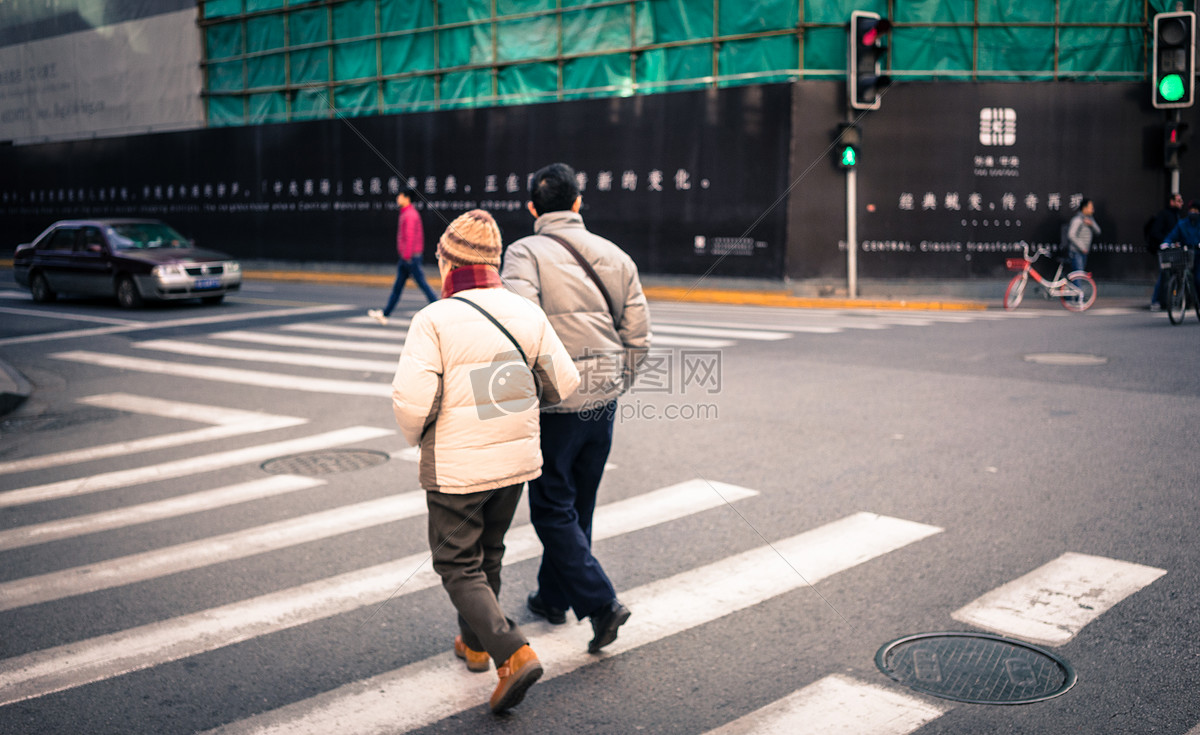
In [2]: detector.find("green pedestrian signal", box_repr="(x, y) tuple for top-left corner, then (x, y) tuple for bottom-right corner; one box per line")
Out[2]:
(835, 122), (861, 170)
(1160, 73), (1186, 102)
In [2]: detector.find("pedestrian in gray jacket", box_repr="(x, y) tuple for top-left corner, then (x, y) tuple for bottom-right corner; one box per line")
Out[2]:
(1067, 198), (1101, 273)
(500, 162), (651, 653)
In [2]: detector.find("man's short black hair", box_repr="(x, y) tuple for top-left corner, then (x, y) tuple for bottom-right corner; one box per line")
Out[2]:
(401, 186), (418, 200)
(530, 163), (579, 214)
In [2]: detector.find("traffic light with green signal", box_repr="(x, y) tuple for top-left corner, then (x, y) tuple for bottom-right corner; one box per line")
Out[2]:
(1153, 11), (1195, 109)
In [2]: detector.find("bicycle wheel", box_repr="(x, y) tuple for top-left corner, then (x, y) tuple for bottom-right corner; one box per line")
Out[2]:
(1003, 272), (1028, 310)
(1166, 273), (1186, 324)
(1060, 272), (1096, 312)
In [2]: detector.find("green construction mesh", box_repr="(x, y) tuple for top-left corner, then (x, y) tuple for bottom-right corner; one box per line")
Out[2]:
(384, 76), (436, 112)
(247, 52), (285, 88)
(565, 53), (633, 99)
(498, 62), (557, 104)
(333, 0), (376, 41)
(334, 82), (378, 116)
(382, 0), (434, 31)
(201, 0), (1165, 125)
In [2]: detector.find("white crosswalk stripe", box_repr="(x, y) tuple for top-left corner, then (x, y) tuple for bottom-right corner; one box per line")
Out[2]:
(204, 512), (942, 735)
(951, 552), (1167, 647)
(134, 339), (399, 373)
(35, 305), (1070, 402)
(282, 323), (409, 339)
(0, 490), (428, 612)
(0, 425), (393, 508)
(50, 351), (394, 396)
(0, 475), (324, 552)
(0, 479), (757, 707)
(210, 330), (402, 354)
(0, 394), (307, 474)
(705, 675), (949, 735)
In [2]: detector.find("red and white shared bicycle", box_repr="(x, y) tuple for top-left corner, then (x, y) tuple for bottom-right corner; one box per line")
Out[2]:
(1003, 241), (1097, 312)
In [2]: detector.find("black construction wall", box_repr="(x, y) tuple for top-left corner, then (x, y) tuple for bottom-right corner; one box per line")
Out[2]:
(0, 85), (792, 279)
(788, 79), (1198, 283)
(3, 79), (1197, 283)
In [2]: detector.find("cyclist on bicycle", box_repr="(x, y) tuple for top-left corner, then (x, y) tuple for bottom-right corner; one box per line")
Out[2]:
(1161, 199), (1200, 297)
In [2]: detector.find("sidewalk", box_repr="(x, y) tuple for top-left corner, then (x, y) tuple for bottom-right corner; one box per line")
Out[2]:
(240, 263), (996, 311)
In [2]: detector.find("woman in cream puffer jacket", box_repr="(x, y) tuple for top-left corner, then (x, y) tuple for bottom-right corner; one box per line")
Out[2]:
(391, 218), (580, 495)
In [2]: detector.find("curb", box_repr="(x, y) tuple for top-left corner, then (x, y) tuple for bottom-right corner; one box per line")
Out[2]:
(242, 269), (991, 311)
(0, 359), (32, 417)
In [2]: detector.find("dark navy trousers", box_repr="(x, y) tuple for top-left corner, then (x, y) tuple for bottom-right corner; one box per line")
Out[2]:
(528, 404), (617, 620)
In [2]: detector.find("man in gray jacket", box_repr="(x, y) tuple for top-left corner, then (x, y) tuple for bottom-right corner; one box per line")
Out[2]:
(501, 162), (651, 653)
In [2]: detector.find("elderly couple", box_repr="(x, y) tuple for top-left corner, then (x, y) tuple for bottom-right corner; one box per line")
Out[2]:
(390, 163), (651, 714)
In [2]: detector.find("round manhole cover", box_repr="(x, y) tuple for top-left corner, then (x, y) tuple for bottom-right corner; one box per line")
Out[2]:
(261, 449), (390, 476)
(876, 632), (1076, 705)
(1023, 353), (1108, 366)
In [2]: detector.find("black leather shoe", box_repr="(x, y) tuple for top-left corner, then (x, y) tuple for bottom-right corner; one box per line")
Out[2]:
(588, 599), (631, 653)
(527, 591), (567, 625)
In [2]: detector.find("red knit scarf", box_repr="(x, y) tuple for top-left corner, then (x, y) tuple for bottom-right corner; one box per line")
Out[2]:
(441, 264), (503, 298)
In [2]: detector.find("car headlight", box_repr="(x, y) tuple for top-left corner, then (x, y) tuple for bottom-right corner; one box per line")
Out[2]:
(226, 261), (241, 273)
(152, 265), (185, 277)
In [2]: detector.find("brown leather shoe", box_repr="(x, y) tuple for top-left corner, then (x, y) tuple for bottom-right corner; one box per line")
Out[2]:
(489, 645), (543, 713)
(454, 635), (490, 672)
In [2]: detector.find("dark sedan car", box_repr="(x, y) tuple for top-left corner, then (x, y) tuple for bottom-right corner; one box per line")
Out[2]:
(13, 219), (241, 307)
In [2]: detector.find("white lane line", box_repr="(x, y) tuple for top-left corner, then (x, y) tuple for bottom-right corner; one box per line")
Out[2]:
(345, 315), (413, 327)
(210, 331), (402, 354)
(0, 305), (143, 325)
(951, 552), (1167, 647)
(0, 426), (393, 509)
(206, 512), (942, 735)
(0, 395), (306, 474)
(653, 324), (792, 341)
(0, 491), (428, 612)
(77, 393), (298, 425)
(0, 475), (325, 552)
(0, 304), (355, 346)
(650, 335), (735, 348)
(135, 340), (399, 374)
(0, 479), (757, 707)
(50, 352), (392, 397)
(705, 675), (949, 735)
(283, 323), (409, 340)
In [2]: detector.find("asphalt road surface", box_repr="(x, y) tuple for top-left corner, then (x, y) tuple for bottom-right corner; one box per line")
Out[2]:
(1, 276), (1197, 734)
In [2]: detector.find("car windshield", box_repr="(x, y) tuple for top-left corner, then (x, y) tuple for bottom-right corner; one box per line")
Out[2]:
(106, 223), (190, 250)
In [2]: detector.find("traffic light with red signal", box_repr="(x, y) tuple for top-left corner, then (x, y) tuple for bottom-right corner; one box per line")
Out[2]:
(1165, 121), (1189, 169)
(849, 11), (892, 110)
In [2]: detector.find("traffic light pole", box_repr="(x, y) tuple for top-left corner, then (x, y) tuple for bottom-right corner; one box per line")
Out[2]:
(846, 129), (858, 299)
(1170, 108), (1182, 193)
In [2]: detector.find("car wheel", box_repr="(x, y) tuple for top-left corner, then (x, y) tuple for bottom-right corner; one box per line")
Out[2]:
(30, 272), (57, 303)
(201, 294), (225, 305)
(116, 275), (143, 309)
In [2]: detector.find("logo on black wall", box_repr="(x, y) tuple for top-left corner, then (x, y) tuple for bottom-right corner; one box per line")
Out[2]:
(979, 108), (1017, 146)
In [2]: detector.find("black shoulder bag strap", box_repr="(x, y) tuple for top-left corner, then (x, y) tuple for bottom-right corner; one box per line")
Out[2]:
(540, 232), (619, 328)
(450, 295), (533, 371)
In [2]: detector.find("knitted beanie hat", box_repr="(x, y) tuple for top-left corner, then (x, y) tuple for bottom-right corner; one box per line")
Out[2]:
(437, 209), (502, 267)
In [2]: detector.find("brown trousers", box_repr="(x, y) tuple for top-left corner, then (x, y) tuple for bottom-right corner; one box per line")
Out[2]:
(426, 484), (527, 665)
